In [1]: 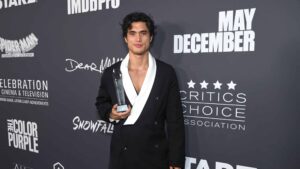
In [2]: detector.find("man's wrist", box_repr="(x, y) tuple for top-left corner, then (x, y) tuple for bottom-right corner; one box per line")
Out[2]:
(109, 117), (120, 123)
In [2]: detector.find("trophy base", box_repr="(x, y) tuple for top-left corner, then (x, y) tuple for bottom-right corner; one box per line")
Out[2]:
(117, 105), (128, 112)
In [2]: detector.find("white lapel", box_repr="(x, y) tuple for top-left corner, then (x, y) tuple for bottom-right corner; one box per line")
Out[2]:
(120, 53), (157, 125)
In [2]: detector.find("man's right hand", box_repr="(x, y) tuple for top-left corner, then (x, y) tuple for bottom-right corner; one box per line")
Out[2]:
(109, 104), (131, 120)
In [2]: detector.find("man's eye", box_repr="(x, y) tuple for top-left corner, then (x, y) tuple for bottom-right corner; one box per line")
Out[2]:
(141, 31), (148, 35)
(128, 32), (135, 35)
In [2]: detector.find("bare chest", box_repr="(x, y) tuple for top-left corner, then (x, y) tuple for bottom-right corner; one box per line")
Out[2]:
(128, 70), (147, 94)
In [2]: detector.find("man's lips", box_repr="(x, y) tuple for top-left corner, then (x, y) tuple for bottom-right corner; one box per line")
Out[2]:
(134, 44), (143, 48)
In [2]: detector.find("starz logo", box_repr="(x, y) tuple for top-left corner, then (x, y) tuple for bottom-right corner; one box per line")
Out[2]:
(181, 79), (247, 131)
(187, 80), (237, 90)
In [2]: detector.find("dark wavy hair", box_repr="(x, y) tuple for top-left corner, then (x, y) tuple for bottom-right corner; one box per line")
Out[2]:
(121, 12), (156, 39)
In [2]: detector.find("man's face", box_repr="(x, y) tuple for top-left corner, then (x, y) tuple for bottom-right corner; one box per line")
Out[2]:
(125, 21), (152, 56)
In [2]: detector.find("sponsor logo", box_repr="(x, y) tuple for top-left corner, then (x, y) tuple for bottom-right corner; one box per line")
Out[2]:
(7, 119), (39, 153)
(53, 162), (64, 169)
(0, 0), (37, 10)
(73, 116), (114, 134)
(0, 78), (49, 106)
(185, 157), (256, 169)
(12, 163), (34, 169)
(174, 8), (256, 53)
(65, 57), (122, 74)
(181, 80), (247, 131)
(67, 0), (120, 15)
(0, 33), (38, 58)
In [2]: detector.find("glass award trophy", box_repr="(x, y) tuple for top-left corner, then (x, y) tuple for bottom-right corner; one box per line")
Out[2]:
(112, 68), (128, 112)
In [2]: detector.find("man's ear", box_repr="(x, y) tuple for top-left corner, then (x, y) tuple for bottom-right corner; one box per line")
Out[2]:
(150, 36), (153, 42)
(124, 37), (128, 43)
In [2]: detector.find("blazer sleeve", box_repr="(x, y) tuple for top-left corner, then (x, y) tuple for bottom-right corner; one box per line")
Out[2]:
(166, 68), (186, 168)
(95, 69), (113, 122)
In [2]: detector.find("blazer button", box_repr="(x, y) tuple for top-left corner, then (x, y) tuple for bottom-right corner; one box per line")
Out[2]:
(155, 97), (159, 100)
(154, 121), (158, 125)
(154, 144), (159, 148)
(123, 146), (128, 151)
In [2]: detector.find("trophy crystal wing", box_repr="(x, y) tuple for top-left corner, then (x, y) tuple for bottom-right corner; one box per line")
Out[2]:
(112, 68), (128, 112)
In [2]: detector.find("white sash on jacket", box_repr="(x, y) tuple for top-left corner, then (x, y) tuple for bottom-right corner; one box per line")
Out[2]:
(120, 53), (157, 125)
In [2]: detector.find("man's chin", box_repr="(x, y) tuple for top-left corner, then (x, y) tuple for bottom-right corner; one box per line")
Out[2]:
(131, 50), (148, 56)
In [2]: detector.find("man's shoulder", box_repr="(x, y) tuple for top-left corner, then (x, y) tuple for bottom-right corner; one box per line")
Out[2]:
(104, 61), (122, 73)
(156, 59), (175, 74)
(101, 61), (122, 82)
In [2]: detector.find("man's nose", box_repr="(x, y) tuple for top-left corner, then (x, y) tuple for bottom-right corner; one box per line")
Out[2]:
(136, 33), (142, 41)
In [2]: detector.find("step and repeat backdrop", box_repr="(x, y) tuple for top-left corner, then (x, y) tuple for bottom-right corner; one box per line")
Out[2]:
(0, 0), (299, 169)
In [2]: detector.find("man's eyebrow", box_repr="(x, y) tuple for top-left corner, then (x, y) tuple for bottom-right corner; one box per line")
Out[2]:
(128, 30), (149, 33)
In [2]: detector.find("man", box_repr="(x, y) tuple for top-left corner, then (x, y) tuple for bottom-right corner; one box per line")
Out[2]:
(95, 12), (185, 169)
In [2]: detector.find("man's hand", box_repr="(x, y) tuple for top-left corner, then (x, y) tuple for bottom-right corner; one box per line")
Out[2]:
(169, 166), (181, 169)
(109, 104), (131, 120)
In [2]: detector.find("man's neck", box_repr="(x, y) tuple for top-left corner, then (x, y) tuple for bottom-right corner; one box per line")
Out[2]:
(128, 52), (149, 71)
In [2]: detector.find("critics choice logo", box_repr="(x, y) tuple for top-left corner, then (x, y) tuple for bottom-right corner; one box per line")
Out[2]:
(53, 162), (64, 169)
(65, 57), (122, 74)
(0, 78), (49, 106)
(73, 116), (113, 134)
(67, 0), (120, 15)
(0, 0), (37, 10)
(7, 119), (39, 153)
(181, 79), (247, 131)
(174, 8), (256, 53)
(0, 33), (38, 58)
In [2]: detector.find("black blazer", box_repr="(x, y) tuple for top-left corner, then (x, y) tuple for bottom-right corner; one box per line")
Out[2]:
(95, 59), (185, 169)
